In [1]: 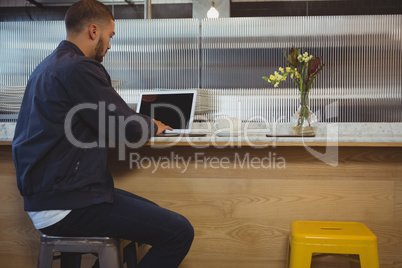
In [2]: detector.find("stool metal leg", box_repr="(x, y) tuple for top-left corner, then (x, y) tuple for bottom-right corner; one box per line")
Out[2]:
(98, 244), (122, 268)
(288, 245), (313, 268)
(359, 251), (380, 268)
(37, 242), (55, 268)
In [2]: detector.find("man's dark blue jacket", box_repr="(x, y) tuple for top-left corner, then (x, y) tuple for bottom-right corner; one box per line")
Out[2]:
(12, 41), (156, 211)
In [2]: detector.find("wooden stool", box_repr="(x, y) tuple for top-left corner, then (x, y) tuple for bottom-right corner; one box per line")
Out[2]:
(38, 234), (137, 268)
(287, 221), (379, 268)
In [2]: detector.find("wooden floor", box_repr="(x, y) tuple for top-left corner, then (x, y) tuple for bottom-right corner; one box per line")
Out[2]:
(0, 145), (401, 267)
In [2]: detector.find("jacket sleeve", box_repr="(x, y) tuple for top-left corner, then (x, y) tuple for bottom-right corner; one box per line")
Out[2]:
(65, 58), (157, 144)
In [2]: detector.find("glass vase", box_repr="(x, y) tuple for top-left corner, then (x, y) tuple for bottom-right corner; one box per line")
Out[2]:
(290, 93), (317, 135)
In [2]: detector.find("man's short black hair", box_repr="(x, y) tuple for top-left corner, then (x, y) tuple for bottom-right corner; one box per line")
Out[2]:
(65, 0), (114, 34)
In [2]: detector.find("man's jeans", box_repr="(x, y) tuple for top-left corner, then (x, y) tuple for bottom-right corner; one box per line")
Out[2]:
(40, 188), (194, 268)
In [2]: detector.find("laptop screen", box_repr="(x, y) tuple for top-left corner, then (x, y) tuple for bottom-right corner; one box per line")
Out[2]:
(136, 90), (197, 133)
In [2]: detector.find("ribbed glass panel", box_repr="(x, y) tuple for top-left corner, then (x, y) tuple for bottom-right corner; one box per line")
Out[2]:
(201, 15), (402, 122)
(0, 21), (65, 121)
(1, 16), (401, 123)
(105, 19), (200, 104)
(0, 19), (199, 121)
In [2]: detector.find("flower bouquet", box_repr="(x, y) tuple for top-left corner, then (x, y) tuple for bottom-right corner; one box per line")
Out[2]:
(263, 47), (324, 135)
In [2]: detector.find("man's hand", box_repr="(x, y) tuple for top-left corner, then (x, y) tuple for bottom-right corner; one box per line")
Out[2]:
(153, 119), (173, 135)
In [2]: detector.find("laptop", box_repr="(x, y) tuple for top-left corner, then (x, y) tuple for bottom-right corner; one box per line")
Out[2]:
(136, 89), (206, 137)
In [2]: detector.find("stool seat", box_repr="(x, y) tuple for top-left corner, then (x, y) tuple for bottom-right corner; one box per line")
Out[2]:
(38, 234), (123, 268)
(288, 221), (379, 268)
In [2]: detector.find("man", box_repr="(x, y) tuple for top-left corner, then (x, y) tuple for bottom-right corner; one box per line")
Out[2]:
(12, 0), (194, 267)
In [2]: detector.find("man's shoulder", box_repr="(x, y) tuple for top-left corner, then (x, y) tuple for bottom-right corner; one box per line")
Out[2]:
(53, 42), (92, 70)
(33, 43), (79, 73)
(35, 42), (103, 78)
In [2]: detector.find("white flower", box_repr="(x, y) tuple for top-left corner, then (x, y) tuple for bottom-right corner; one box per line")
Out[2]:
(297, 55), (303, 62)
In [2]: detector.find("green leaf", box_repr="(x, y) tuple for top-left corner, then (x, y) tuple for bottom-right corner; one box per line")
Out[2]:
(307, 76), (316, 91)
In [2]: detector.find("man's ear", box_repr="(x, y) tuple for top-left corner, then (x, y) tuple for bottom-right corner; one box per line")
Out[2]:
(88, 24), (98, 40)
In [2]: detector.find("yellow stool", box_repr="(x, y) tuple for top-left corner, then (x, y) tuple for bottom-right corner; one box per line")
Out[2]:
(287, 221), (379, 268)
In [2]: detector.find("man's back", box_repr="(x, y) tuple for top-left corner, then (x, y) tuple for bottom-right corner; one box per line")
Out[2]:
(13, 40), (117, 211)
